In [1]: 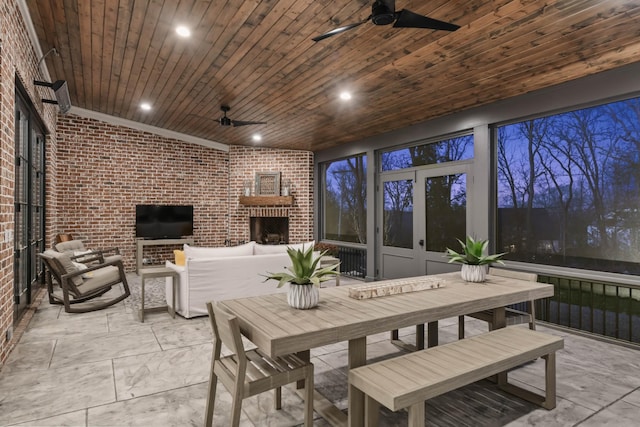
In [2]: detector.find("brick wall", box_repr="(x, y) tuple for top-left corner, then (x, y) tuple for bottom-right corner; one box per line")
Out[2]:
(1, 0), (59, 366)
(228, 146), (314, 244)
(55, 115), (230, 270)
(56, 115), (314, 271)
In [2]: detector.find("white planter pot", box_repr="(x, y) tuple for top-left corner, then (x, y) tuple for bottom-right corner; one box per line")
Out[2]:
(288, 283), (319, 309)
(460, 264), (487, 283)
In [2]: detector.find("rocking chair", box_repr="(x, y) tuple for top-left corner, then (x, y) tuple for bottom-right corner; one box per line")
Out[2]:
(54, 239), (122, 266)
(39, 249), (131, 313)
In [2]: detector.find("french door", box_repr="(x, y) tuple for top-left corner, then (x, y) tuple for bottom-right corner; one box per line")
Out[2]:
(378, 163), (471, 279)
(14, 92), (46, 320)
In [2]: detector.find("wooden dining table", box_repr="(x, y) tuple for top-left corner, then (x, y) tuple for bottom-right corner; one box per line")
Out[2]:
(219, 271), (554, 427)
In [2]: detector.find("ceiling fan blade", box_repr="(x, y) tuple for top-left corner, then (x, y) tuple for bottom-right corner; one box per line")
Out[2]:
(393, 9), (460, 31)
(312, 16), (371, 42)
(231, 120), (267, 127)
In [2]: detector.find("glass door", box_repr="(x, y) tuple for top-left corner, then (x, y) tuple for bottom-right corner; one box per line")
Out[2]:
(14, 93), (45, 320)
(377, 164), (472, 279)
(378, 171), (420, 279)
(416, 163), (471, 275)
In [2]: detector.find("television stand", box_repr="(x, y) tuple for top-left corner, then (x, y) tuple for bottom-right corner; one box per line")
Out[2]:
(136, 237), (194, 274)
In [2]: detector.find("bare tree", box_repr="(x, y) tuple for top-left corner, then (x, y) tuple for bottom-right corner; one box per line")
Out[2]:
(382, 179), (413, 248)
(497, 96), (640, 271)
(327, 156), (367, 243)
(605, 98), (640, 260)
(556, 109), (617, 252)
(539, 116), (574, 257)
(497, 127), (524, 209)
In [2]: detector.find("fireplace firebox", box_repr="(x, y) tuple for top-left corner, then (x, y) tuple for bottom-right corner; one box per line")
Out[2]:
(250, 217), (289, 245)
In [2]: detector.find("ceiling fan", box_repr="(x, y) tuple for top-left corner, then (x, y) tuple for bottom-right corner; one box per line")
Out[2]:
(219, 106), (267, 127)
(312, 0), (460, 42)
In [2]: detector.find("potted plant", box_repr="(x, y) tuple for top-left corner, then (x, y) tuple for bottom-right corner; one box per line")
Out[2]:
(263, 244), (340, 309)
(445, 236), (506, 282)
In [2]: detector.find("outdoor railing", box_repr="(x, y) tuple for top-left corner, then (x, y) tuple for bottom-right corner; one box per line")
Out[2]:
(322, 245), (640, 345)
(532, 275), (640, 345)
(334, 244), (367, 279)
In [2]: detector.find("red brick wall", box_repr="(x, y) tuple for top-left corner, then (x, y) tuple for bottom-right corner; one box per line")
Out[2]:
(1, 0), (59, 366)
(55, 115), (230, 269)
(0, 24), (8, 370)
(55, 115), (314, 271)
(228, 146), (314, 244)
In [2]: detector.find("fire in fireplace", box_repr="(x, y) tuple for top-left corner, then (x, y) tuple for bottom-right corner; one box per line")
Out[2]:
(250, 217), (289, 245)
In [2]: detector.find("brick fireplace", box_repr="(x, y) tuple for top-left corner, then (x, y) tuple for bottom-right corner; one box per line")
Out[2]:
(250, 217), (289, 244)
(248, 207), (290, 245)
(228, 146), (314, 246)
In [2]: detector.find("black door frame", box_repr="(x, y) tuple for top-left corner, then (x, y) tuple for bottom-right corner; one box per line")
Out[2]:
(14, 80), (46, 321)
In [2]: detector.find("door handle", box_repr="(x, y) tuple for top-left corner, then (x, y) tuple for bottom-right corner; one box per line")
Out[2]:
(418, 239), (424, 247)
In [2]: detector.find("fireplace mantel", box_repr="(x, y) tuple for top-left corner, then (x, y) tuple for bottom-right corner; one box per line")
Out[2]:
(239, 196), (294, 206)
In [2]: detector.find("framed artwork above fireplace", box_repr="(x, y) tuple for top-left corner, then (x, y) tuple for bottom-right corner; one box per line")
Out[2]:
(255, 172), (281, 196)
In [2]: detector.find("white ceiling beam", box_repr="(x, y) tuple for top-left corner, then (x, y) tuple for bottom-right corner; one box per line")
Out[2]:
(70, 107), (229, 152)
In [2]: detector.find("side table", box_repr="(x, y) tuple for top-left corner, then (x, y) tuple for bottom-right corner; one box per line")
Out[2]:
(319, 255), (340, 286)
(136, 237), (194, 273)
(139, 267), (179, 322)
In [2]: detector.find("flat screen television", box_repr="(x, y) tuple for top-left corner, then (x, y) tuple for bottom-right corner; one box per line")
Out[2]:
(136, 204), (194, 239)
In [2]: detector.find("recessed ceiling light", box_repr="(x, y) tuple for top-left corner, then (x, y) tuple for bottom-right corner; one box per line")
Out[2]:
(140, 102), (152, 111)
(252, 134), (262, 142)
(339, 91), (352, 101)
(176, 25), (191, 38)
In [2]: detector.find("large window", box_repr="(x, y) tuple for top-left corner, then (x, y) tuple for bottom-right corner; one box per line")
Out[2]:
(496, 96), (640, 275)
(322, 155), (367, 243)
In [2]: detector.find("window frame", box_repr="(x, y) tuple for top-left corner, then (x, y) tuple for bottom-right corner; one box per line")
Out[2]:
(378, 129), (474, 172)
(491, 93), (640, 279)
(319, 153), (368, 245)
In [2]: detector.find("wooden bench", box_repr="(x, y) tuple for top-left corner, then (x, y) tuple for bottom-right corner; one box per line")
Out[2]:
(349, 327), (564, 426)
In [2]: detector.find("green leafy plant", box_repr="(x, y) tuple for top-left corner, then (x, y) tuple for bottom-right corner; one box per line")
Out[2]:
(263, 245), (340, 288)
(445, 236), (506, 266)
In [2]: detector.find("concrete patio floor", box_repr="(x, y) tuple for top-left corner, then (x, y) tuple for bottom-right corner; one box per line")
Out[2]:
(1, 275), (639, 426)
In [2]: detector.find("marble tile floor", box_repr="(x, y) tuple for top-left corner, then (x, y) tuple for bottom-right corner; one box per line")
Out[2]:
(1, 275), (640, 426)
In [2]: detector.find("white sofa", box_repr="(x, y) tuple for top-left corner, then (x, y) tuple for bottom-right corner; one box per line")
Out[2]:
(165, 241), (314, 318)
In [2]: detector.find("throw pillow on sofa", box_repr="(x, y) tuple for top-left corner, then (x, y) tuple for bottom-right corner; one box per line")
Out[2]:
(183, 241), (255, 259)
(174, 250), (186, 266)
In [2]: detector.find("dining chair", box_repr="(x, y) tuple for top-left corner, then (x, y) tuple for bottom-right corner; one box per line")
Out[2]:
(458, 267), (538, 339)
(205, 302), (314, 427)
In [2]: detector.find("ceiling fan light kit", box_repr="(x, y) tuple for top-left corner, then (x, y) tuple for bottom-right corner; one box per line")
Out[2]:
(312, 0), (460, 42)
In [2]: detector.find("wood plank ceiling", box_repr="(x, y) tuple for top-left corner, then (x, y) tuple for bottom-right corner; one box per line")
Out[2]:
(27, 0), (640, 152)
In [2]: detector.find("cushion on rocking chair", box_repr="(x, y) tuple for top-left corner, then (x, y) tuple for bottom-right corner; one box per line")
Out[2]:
(55, 240), (122, 264)
(43, 250), (84, 287)
(77, 266), (120, 296)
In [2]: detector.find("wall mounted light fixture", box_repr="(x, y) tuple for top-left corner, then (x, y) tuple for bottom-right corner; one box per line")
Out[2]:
(34, 79), (71, 114)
